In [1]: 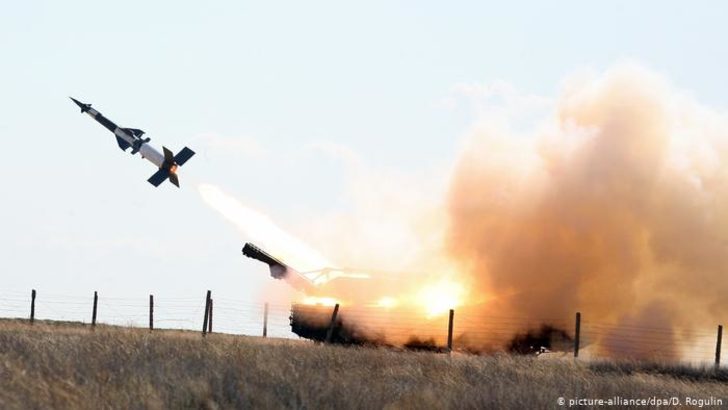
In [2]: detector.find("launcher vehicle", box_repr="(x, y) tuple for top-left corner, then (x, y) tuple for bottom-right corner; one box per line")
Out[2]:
(241, 242), (576, 352)
(241, 242), (401, 344)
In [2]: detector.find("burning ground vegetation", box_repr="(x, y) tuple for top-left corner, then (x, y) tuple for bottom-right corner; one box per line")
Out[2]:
(209, 64), (728, 362)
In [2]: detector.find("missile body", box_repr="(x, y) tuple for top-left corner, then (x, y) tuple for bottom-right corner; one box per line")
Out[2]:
(70, 97), (194, 187)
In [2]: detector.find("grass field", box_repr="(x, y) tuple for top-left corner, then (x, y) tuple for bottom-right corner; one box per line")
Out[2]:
(1, 319), (727, 409)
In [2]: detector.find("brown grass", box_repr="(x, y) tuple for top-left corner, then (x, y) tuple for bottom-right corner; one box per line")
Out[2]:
(0, 319), (726, 409)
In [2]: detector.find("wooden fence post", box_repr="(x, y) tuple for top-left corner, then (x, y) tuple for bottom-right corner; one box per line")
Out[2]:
(574, 311), (581, 358)
(263, 302), (269, 338)
(202, 290), (211, 336)
(716, 325), (723, 369)
(208, 298), (213, 333)
(325, 304), (340, 343)
(447, 309), (455, 353)
(30, 289), (36, 325)
(149, 294), (154, 331)
(91, 291), (98, 328)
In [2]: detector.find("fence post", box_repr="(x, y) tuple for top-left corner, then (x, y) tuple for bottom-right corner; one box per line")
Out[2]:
(325, 304), (340, 343)
(447, 309), (454, 353)
(30, 289), (36, 325)
(574, 311), (581, 358)
(92, 291), (98, 328)
(263, 302), (269, 338)
(716, 325), (723, 369)
(202, 290), (211, 336)
(149, 294), (154, 331)
(208, 298), (213, 333)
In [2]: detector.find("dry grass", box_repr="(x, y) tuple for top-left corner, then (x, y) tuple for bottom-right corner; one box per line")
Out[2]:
(1, 319), (727, 409)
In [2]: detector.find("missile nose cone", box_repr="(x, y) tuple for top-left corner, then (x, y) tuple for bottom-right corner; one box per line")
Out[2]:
(70, 97), (91, 113)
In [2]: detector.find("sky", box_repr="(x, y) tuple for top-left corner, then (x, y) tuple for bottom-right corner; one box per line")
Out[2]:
(1, 0), (727, 333)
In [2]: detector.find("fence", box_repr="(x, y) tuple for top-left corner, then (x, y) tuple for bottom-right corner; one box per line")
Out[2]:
(0, 289), (293, 339)
(0, 289), (724, 366)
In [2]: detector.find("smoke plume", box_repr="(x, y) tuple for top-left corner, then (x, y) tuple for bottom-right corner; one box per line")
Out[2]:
(447, 65), (728, 358)
(199, 65), (728, 359)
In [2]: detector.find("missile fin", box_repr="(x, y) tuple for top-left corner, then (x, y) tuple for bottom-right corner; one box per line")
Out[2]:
(121, 128), (145, 138)
(174, 147), (195, 165)
(147, 168), (169, 187)
(115, 136), (131, 151)
(168, 172), (180, 187)
(162, 146), (174, 164)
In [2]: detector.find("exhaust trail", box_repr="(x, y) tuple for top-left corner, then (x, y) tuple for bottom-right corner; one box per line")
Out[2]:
(197, 183), (332, 275)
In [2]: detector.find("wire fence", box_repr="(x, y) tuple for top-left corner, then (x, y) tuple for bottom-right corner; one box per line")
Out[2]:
(0, 289), (724, 365)
(0, 289), (293, 339)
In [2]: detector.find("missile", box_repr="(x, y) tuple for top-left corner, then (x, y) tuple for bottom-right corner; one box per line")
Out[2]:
(70, 97), (194, 187)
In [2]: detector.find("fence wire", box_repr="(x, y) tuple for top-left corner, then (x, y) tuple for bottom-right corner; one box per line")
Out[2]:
(0, 290), (724, 364)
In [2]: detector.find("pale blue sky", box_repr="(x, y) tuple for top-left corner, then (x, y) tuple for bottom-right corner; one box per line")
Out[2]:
(1, 1), (727, 331)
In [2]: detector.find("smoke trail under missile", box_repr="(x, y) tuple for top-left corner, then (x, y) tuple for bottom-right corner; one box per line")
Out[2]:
(197, 184), (332, 273)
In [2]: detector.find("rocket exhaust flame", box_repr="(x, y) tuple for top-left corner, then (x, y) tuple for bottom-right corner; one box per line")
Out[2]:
(198, 184), (332, 274)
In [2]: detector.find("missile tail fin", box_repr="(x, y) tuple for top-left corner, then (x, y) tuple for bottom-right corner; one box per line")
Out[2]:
(162, 146), (174, 163)
(147, 168), (170, 187)
(148, 147), (194, 188)
(168, 172), (180, 187)
(174, 147), (195, 165)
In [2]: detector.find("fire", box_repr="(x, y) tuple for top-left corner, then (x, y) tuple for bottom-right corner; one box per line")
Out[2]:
(374, 296), (398, 309)
(196, 67), (728, 358)
(301, 296), (339, 306)
(415, 279), (465, 318)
